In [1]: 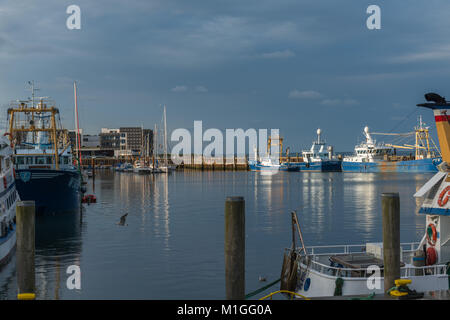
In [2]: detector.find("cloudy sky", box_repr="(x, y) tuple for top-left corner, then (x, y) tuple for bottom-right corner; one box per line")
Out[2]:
(1, 0), (450, 151)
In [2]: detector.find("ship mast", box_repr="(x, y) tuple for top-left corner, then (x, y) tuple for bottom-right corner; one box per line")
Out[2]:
(73, 81), (82, 167)
(163, 105), (168, 166)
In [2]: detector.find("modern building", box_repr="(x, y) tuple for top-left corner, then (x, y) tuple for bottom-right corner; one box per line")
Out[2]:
(68, 129), (83, 149)
(119, 127), (153, 154)
(100, 128), (121, 150)
(81, 135), (100, 148)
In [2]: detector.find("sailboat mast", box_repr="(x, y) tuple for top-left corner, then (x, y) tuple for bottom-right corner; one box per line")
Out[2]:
(163, 105), (168, 166)
(74, 81), (82, 166)
(153, 123), (157, 169)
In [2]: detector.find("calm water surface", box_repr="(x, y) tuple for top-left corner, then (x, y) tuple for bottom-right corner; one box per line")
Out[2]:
(0, 170), (432, 299)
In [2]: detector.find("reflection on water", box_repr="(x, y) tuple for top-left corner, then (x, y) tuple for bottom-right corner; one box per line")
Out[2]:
(0, 170), (431, 299)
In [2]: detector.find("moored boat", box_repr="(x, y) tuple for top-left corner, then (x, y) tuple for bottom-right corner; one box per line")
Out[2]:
(249, 134), (288, 172)
(0, 136), (19, 266)
(7, 93), (81, 215)
(342, 119), (442, 173)
(296, 129), (341, 172)
(288, 93), (450, 298)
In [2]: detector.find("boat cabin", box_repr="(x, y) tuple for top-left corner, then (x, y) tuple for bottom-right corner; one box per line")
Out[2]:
(13, 149), (74, 170)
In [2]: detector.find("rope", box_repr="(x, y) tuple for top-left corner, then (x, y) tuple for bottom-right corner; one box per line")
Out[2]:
(245, 278), (281, 299)
(259, 290), (310, 300)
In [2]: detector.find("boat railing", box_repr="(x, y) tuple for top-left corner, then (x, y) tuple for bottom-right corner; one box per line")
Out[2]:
(290, 242), (419, 256)
(286, 244), (447, 279)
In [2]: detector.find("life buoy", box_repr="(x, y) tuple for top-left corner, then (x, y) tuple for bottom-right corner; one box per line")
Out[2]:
(427, 224), (438, 246)
(426, 247), (438, 265)
(438, 186), (450, 207)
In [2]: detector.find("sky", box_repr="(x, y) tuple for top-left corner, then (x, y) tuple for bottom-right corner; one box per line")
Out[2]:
(1, 0), (450, 152)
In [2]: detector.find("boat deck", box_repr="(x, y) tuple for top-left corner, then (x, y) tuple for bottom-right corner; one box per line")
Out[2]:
(330, 253), (405, 269)
(312, 290), (450, 300)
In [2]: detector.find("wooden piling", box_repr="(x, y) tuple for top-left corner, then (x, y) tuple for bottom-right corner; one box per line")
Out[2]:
(91, 157), (95, 180)
(16, 201), (36, 300)
(225, 196), (245, 300)
(382, 193), (400, 294)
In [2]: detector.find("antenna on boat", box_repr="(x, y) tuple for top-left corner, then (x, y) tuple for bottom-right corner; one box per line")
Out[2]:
(27, 81), (40, 108)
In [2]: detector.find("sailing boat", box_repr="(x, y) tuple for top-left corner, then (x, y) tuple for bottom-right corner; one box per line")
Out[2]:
(150, 123), (163, 173)
(159, 105), (176, 172)
(74, 82), (89, 186)
(133, 126), (152, 174)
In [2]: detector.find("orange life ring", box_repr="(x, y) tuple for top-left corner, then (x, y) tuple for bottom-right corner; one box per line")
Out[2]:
(438, 185), (450, 207)
(426, 223), (438, 246)
(426, 247), (438, 265)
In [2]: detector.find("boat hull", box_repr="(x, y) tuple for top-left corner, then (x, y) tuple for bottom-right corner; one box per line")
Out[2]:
(0, 224), (16, 267)
(248, 160), (286, 172)
(295, 262), (449, 298)
(15, 169), (81, 215)
(341, 157), (441, 173)
(298, 160), (342, 172)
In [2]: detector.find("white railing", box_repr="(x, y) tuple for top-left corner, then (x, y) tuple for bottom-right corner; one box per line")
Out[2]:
(289, 242), (420, 256)
(285, 243), (448, 279)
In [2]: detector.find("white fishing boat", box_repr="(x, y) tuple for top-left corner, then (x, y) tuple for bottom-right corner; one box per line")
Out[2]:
(288, 93), (450, 298)
(0, 136), (19, 265)
(298, 129), (341, 172)
(249, 134), (288, 172)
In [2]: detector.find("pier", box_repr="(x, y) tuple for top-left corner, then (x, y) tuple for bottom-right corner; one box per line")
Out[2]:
(80, 155), (306, 171)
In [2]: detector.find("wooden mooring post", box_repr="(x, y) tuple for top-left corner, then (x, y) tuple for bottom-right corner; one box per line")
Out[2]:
(382, 193), (400, 294)
(224, 196), (245, 300)
(16, 201), (36, 300)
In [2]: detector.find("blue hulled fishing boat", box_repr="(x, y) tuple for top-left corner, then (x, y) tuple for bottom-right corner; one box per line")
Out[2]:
(342, 119), (441, 173)
(7, 93), (81, 215)
(296, 129), (341, 172)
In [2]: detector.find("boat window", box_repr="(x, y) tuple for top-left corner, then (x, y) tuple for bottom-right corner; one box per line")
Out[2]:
(16, 157), (25, 165)
(26, 157), (33, 164)
(36, 157), (45, 164)
(46, 157), (53, 165)
(64, 157), (69, 165)
(5, 158), (10, 169)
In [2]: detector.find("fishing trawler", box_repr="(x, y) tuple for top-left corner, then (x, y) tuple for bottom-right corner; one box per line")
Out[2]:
(0, 136), (19, 265)
(342, 119), (442, 172)
(248, 134), (290, 172)
(297, 129), (341, 172)
(286, 93), (450, 298)
(7, 93), (81, 215)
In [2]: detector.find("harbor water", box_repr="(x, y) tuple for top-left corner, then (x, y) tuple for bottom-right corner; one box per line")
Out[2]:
(0, 170), (432, 299)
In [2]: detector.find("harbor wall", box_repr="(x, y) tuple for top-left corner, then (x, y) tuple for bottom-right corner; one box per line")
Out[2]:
(81, 155), (305, 171)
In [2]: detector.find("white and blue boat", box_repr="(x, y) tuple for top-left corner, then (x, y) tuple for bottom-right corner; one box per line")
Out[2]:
(342, 120), (442, 173)
(249, 134), (290, 172)
(297, 129), (341, 172)
(7, 97), (81, 215)
(0, 136), (19, 266)
(248, 156), (288, 172)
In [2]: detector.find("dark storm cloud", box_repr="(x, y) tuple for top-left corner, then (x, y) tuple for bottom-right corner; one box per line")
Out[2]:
(0, 0), (450, 150)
